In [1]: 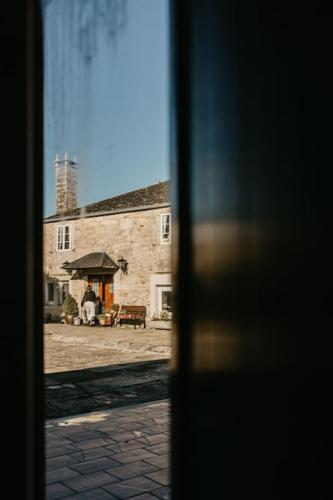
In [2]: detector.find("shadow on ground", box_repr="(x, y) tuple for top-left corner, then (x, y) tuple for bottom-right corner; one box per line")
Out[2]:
(46, 359), (170, 419)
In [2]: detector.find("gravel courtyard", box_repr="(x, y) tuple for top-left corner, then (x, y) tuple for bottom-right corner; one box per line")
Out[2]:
(44, 323), (172, 373)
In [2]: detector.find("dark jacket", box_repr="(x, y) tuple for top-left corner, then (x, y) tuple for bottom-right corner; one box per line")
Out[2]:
(81, 289), (96, 306)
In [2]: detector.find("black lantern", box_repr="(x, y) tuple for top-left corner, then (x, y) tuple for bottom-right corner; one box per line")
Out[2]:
(117, 257), (128, 274)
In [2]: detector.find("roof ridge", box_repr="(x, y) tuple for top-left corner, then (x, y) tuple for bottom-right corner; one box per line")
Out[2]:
(84, 180), (170, 209)
(45, 180), (170, 220)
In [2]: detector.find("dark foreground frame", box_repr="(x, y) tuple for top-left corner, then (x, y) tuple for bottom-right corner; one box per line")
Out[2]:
(0, 1), (44, 499)
(1, 1), (332, 499)
(170, 1), (333, 499)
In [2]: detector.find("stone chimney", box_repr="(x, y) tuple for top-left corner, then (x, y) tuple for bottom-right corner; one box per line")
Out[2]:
(55, 153), (78, 213)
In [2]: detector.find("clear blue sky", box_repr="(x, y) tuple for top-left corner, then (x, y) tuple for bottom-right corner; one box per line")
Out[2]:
(43, 0), (170, 216)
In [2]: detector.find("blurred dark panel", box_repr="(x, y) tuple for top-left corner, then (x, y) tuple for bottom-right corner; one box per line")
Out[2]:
(171, 1), (332, 498)
(0, 1), (44, 499)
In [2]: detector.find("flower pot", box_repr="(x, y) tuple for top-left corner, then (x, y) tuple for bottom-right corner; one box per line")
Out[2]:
(105, 313), (112, 325)
(64, 314), (74, 325)
(74, 317), (81, 326)
(148, 319), (172, 330)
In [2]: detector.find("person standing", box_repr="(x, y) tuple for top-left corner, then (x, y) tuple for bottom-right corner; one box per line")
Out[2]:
(81, 285), (97, 325)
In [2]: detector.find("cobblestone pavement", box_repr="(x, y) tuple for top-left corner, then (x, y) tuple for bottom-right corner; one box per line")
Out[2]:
(46, 360), (170, 419)
(44, 324), (171, 373)
(46, 400), (171, 500)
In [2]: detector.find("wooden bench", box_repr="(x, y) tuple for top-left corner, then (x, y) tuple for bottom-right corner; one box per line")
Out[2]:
(117, 305), (146, 329)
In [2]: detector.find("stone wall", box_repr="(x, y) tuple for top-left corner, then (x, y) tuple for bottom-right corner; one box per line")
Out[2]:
(55, 159), (77, 213)
(44, 206), (172, 318)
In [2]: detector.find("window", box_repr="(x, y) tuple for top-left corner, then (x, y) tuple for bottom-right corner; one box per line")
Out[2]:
(57, 224), (71, 251)
(47, 282), (55, 304)
(161, 213), (171, 244)
(157, 286), (172, 314)
(91, 279), (99, 295)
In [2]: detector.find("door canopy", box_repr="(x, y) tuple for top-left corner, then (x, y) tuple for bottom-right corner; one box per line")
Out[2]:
(61, 252), (119, 273)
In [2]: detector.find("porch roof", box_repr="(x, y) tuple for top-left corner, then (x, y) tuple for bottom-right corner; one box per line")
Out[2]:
(61, 252), (119, 271)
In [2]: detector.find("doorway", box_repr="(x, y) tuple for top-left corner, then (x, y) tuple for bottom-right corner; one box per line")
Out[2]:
(88, 274), (114, 312)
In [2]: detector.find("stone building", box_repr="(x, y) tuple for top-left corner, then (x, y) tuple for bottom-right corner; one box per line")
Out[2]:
(44, 157), (171, 321)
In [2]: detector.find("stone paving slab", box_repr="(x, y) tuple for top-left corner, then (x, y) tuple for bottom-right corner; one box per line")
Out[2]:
(46, 399), (171, 500)
(44, 324), (171, 373)
(45, 359), (170, 419)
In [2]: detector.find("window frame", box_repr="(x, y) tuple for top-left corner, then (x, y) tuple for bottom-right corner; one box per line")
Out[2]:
(46, 282), (55, 305)
(160, 213), (171, 245)
(157, 285), (172, 313)
(56, 224), (72, 251)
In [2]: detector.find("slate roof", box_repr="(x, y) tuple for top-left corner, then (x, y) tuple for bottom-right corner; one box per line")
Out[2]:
(46, 180), (170, 221)
(62, 252), (118, 271)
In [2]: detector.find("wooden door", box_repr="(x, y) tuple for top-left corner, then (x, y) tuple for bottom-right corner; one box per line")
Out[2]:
(88, 275), (114, 312)
(103, 275), (114, 311)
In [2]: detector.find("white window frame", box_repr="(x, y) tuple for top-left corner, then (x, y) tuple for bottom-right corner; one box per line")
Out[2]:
(157, 285), (172, 313)
(160, 213), (171, 245)
(56, 224), (72, 251)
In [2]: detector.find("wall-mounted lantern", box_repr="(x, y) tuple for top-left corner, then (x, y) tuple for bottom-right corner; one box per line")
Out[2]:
(117, 257), (128, 274)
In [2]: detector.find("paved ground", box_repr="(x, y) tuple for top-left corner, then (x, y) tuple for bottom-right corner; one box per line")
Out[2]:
(44, 324), (172, 419)
(46, 360), (170, 419)
(46, 399), (171, 500)
(44, 324), (171, 373)
(45, 324), (172, 498)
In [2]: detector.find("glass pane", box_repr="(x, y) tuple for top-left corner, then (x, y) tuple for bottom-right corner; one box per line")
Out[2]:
(47, 283), (54, 302)
(61, 282), (69, 304)
(43, 2), (171, 497)
(162, 290), (172, 311)
(92, 281), (99, 295)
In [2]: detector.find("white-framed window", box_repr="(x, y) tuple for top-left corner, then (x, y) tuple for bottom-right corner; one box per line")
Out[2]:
(157, 286), (172, 313)
(56, 224), (71, 251)
(47, 282), (55, 304)
(160, 213), (171, 244)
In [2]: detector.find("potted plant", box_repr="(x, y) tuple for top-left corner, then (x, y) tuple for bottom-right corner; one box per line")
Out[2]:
(103, 310), (112, 325)
(62, 294), (79, 324)
(98, 313), (106, 326)
(148, 310), (172, 330)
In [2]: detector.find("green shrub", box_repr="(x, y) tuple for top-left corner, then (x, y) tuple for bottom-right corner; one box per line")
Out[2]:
(62, 294), (79, 316)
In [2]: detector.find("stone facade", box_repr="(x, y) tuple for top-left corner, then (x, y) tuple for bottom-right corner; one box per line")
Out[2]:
(44, 204), (172, 321)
